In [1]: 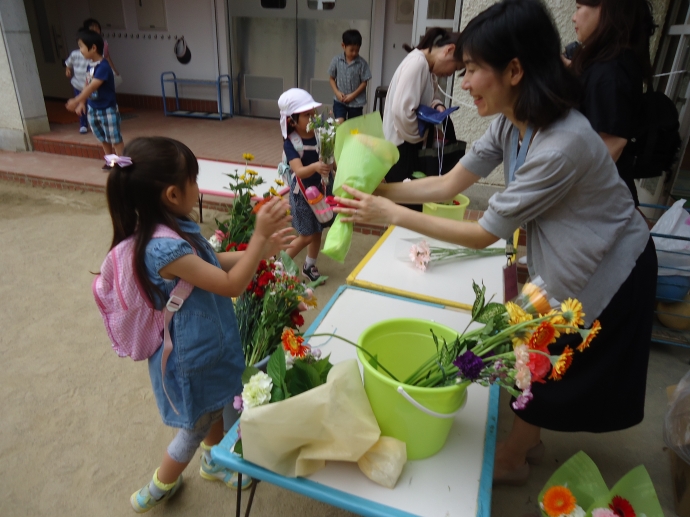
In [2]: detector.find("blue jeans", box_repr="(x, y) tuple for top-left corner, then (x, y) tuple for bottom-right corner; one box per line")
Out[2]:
(333, 100), (363, 120)
(73, 87), (88, 129)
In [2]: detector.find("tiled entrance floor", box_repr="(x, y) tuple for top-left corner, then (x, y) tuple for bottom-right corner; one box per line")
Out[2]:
(32, 109), (284, 167)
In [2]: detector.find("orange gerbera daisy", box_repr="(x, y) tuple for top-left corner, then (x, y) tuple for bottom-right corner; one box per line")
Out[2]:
(549, 346), (574, 381)
(281, 328), (310, 358)
(527, 321), (559, 350)
(541, 485), (577, 517)
(577, 319), (601, 352)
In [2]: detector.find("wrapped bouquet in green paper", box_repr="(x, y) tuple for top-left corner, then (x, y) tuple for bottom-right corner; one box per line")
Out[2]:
(322, 113), (399, 263)
(537, 451), (664, 517)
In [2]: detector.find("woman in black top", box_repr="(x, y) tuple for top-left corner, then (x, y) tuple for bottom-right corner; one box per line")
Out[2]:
(570, 0), (655, 206)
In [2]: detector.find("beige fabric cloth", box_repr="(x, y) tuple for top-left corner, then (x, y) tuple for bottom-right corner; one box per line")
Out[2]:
(383, 49), (443, 146)
(240, 360), (381, 478)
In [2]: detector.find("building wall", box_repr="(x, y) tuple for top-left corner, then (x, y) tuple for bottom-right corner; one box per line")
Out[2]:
(0, 0), (49, 151)
(452, 0), (671, 186)
(57, 0), (231, 102)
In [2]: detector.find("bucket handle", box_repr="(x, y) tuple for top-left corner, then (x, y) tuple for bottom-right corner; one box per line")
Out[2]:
(396, 386), (467, 419)
(424, 203), (438, 211)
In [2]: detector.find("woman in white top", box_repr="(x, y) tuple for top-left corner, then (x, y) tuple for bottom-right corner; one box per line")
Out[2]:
(383, 28), (464, 193)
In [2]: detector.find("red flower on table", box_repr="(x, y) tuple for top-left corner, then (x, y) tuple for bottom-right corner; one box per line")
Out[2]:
(290, 310), (304, 327)
(609, 496), (636, 517)
(528, 346), (551, 384)
(236, 243), (248, 251)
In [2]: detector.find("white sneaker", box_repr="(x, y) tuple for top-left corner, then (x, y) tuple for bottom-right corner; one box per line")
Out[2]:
(79, 126), (88, 134)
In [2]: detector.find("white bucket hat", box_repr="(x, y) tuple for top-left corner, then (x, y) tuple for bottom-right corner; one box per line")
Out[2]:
(278, 88), (322, 138)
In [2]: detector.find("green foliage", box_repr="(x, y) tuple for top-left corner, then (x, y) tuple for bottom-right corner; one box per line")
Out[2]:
(241, 366), (261, 385)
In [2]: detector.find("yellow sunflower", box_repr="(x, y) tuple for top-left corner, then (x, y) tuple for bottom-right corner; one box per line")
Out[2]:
(560, 299), (585, 328)
(242, 153), (255, 161)
(275, 178), (285, 186)
(269, 186), (280, 196)
(246, 169), (259, 176)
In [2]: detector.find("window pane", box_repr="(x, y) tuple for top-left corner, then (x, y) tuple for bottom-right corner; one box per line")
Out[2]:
(427, 0), (456, 20)
(307, 0), (335, 10)
(261, 0), (287, 9)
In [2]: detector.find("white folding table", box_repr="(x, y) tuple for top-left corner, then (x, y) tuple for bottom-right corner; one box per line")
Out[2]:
(212, 286), (498, 517)
(347, 226), (508, 311)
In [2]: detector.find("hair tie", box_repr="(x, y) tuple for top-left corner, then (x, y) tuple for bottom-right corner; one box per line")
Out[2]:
(105, 154), (133, 168)
(432, 34), (445, 47)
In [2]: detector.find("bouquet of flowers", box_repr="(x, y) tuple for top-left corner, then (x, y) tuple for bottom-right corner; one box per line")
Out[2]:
(234, 343), (406, 486)
(401, 238), (505, 272)
(307, 112), (339, 165)
(313, 278), (600, 411)
(208, 153), (264, 250)
(234, 251), (324, 367)
(537, 451), (663, 517)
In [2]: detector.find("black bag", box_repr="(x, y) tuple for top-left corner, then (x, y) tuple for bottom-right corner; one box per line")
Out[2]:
(418, 117), (466, 176)
(629, 90), (681, 179)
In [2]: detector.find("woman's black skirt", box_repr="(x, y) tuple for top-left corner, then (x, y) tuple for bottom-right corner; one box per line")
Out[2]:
(513, 237), (657, 433)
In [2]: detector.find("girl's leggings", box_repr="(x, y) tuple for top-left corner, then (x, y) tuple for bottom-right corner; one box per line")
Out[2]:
(167, 409), (223, 463)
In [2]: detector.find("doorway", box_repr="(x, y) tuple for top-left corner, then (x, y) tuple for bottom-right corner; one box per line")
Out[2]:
(227, 0), (373, 118)
(23, 0), (71, 100)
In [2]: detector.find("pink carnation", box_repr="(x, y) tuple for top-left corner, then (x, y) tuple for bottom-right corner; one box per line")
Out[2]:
(215, 230), (227, 240)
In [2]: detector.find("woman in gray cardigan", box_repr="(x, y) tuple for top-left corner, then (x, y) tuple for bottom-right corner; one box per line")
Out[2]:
(335, 0), (656, 485)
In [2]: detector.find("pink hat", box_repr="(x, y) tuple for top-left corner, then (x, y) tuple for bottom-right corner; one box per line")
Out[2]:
(278, 88), (321, 138)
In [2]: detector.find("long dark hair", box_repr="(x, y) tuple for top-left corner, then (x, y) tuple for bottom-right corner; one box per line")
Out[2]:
(403, 27), (461, 53)
(459, 0), (581, 129)
(571, 0), (655, 84)
(106, 137), (201, 306)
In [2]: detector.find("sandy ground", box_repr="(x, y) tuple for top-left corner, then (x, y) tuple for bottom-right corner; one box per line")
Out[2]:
(1, 180), (688, 517)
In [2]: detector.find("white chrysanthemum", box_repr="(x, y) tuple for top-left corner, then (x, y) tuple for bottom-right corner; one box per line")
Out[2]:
(284, 351), (295, 370)
(208, 234), (222, 252)
(241, 372), (272, 409)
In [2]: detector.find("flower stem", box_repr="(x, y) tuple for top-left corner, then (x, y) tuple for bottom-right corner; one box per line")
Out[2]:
(306, 333), (401, 382)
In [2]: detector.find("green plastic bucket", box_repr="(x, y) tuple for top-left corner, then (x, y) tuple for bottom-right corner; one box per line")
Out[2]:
(422, 194), (470, 221)
(357, 318), (470, 460)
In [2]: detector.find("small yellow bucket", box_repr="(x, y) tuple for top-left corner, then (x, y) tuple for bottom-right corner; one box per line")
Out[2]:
(422, 194), (470, 221)
(357, 318), (470, 460)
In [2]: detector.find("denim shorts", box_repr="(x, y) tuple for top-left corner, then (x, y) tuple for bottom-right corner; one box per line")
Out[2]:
(333, 100), (363, 121)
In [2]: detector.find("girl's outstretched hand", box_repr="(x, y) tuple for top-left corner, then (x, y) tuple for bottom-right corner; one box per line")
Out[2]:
(264, 227), (295, 258)
(255, 196), (291, 239)
(333, 184), (400, 225)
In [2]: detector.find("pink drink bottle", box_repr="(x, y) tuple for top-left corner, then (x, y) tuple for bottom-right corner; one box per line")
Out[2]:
(304, 186), (333, 224)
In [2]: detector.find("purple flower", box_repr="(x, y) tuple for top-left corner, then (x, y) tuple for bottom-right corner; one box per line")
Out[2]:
(233, 395), (244, 412)
(511, 387), (533, 410)
(453, 351), (484, 380)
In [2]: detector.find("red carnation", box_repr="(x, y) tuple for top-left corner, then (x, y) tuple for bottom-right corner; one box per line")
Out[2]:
(258, 260), (268, 271)
(236, 243), (248, 251)
(225, 242), (237, 252)
(291, 310), (305, 327)
(257, 271), (275, 287)
(253, 287), (264, 298)
(528, 346), (551, 384)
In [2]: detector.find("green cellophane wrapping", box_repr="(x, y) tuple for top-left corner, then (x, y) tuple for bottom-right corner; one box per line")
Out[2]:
(538, 451), (609, 515)
(322, 114), (399, 262)
(585, 465), (664, 517)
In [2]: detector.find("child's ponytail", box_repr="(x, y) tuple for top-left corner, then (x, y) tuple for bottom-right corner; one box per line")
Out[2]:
(104, 137), (202, 306)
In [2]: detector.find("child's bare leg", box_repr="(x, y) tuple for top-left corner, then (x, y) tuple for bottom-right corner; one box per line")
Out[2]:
(113, 142), (125, 155)
(157, 452), (189, 484)
(306, 232), (322, 261)
(101, 142), (113, 155)
(202, 418), (225, 448)
(287, 234), (313, 259)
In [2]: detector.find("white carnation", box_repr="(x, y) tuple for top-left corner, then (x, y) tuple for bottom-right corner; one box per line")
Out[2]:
(285, 351), (295, 370)
(241, 372), (273, 409)
(208, 234), (222, 252)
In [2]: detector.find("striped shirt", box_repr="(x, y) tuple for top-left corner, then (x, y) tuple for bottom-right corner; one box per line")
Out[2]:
(327, 54), (372, 108)
(65, 49), (90, 91)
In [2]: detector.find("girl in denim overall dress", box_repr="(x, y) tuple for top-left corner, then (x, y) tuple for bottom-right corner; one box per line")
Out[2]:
(104, 137), (293, 512)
